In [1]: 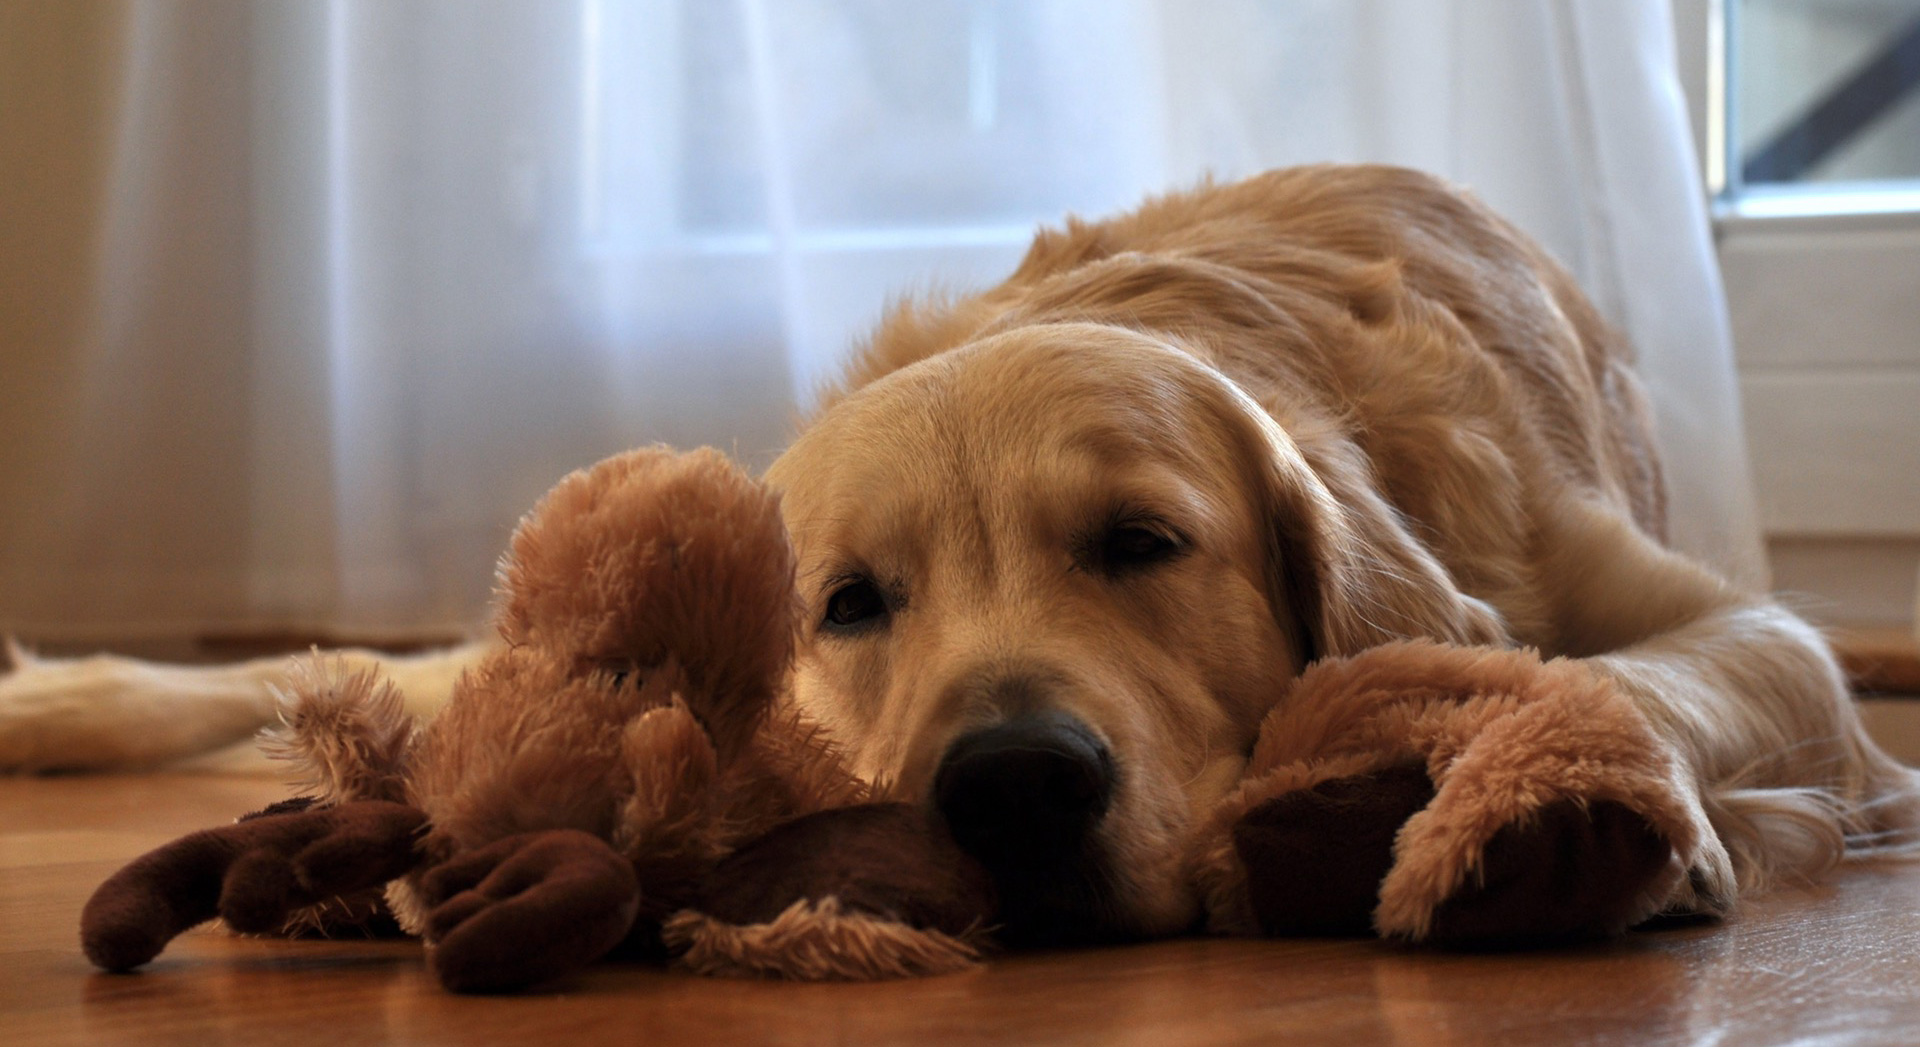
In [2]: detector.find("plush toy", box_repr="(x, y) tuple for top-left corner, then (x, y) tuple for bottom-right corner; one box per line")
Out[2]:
(1187, 642), (1711, 947)
(80, 446), (1707, 991)
(81, 447), (996, 991)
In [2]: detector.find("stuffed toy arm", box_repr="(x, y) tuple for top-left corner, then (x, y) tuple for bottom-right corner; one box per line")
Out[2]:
(81, 799), (426, 971)
(1191, 641), (1715, 946)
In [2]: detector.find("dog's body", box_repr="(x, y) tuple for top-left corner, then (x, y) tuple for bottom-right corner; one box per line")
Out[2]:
(765, 165), (1915, 939)
(6, 165), (1914, 942)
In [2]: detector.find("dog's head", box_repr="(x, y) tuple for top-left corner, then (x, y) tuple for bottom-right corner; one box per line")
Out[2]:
(765, 322), (1500, 942)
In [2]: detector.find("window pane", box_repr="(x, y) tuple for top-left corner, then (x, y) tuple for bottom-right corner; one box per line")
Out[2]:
(1734, 0), (1920, 186)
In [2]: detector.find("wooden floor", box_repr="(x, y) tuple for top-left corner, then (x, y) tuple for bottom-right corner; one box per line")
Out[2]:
(5, 775), (1920, 1047)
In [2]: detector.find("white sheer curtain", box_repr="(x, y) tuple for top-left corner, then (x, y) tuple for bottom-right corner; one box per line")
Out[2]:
(0, 0), (1763, 643)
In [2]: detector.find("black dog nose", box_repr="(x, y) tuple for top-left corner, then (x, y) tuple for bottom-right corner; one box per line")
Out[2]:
(934, 711), (1114, 864)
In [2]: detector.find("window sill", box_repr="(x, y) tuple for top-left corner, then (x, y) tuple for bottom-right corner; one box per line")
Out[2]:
(1714, 183), (1920, 233)
(1832, 624), (1920, 696)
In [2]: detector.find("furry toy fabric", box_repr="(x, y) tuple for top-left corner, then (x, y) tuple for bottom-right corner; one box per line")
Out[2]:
(1190, 640), (1709, 945)
(665, 802), (996, 979)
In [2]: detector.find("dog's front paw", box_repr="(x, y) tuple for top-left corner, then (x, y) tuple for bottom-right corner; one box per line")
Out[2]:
(665, 803), (996, 979)
(418, 829), (641, 993)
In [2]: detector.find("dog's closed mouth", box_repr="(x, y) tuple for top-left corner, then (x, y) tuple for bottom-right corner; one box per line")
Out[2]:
(980, 846), (1131, 948)
(932, 710), (1135, 945)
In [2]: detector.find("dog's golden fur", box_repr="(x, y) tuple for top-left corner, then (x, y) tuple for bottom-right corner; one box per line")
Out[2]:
(764, 164), (1918, 938)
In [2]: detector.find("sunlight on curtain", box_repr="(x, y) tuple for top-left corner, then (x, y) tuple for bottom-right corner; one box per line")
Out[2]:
(0, 0), (1760, 640)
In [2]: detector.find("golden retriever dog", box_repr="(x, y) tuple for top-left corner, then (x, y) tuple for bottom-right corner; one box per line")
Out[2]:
(5, 164), (1914, 945)
(764, 164), (1917, 942)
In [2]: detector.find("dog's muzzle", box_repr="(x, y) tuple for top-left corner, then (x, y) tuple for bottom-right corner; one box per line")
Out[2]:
(933, 710), (1120, 943)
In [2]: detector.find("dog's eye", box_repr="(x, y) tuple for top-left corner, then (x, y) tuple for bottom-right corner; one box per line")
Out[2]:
(1098, 524), (1183, 573)
(823, 578), (889, 631)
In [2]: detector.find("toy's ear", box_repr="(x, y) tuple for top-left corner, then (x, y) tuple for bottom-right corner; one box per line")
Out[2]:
(1251, 412), (1508, 661)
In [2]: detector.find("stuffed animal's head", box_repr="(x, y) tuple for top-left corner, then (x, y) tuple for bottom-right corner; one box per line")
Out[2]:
(494, 446), (800, 760)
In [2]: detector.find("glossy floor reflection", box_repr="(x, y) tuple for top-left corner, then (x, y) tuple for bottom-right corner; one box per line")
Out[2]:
(5, 773), (1917, 1046)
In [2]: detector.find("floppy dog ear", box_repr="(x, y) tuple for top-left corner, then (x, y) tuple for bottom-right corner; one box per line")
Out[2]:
(1257, 419), (1508, 661)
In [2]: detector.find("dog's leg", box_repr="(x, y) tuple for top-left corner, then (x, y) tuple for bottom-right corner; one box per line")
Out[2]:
(1545, 502), (1920, 908)
(1592, 602), (1920, 906)
(0, 641), (481, 773)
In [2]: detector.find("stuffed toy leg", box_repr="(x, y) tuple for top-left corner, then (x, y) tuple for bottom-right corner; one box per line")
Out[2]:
(1191, 641), (1718, 945)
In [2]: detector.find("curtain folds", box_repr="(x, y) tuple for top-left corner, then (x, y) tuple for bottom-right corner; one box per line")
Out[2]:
(0, 0), (1763, 641)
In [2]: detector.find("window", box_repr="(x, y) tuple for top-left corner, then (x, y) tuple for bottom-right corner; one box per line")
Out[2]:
(579, 0), (1163, 255)
(576, 0), (1167, 397)
(1683, 0), (1920, 629)
(1719, 0), (1920, 215)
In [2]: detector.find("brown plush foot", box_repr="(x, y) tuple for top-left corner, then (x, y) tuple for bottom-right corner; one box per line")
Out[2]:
(1232, 764), (1436, 936)
(80, 800), (427, 971)
(668, 803), (997, 979)
(1426, 799), (1674, 946)
(418, 829), (641, 993)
